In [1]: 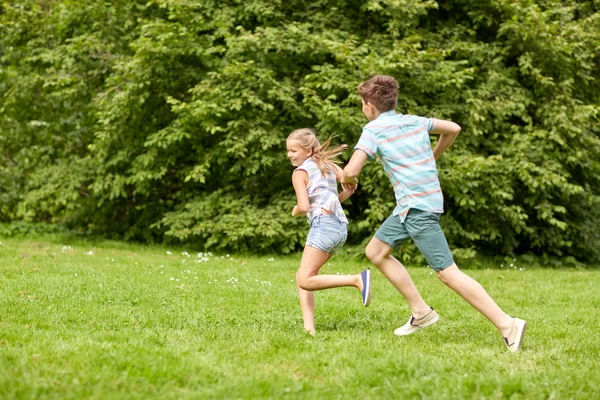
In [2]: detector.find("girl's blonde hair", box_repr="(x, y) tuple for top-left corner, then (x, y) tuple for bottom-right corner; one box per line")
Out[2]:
(287, 128), (348, 176)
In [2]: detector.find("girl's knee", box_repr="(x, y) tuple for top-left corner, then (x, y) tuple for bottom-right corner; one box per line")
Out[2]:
(296, 271), (313, 291)
(296, 273), (306, 289)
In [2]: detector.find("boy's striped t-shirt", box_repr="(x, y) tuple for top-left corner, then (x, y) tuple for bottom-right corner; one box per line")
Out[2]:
(355, 110), (443, 221)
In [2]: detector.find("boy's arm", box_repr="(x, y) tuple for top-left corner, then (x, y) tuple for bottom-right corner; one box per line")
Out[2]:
(334, 165), (356, 202)
(342, 150), (370, 185)
(291, 170), (309, 217)
(430, 119), (461, 160)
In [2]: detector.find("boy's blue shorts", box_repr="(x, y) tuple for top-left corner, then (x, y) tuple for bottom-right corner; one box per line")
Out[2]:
(306, 215), (348, 254)
(374, 208), (454, 271)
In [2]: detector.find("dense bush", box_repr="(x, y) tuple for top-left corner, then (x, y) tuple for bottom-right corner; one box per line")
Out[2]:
(1, 0), (599, 263)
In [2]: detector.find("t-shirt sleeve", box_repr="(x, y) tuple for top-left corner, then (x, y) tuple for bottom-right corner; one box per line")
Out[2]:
(354, 127), (378, 160)
(417, 116), (436, 132)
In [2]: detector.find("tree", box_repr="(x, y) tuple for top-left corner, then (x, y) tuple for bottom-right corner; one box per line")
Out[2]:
(1, 0), (599, 263)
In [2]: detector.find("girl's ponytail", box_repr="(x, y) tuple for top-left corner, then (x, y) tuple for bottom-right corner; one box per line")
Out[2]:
(312, 136), (348, 176)
(287, 129), (348, 176)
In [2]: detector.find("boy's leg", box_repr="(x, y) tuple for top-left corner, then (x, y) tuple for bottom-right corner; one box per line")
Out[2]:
(437, 265), (527, 351)
(435, 264), (513, 335)
(365, 237), (432, 317)
(406, 210), (524, 348)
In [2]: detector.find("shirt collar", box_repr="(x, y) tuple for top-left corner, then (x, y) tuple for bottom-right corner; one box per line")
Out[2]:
(376, 110), (397, 120)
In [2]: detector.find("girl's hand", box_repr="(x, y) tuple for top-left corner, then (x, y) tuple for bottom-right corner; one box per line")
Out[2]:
(338, 183), (357, 203)
(292, 205), (299, 217)
(341, 183), (357, 195)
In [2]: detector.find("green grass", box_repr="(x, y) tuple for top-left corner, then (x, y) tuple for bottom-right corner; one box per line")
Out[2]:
(1, 236), (599, 399)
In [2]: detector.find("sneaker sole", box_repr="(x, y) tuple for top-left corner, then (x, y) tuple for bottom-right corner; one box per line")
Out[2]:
(394, 314), (439, 336)
(362, 270), (371, 307)
(513, 319), (527, 351)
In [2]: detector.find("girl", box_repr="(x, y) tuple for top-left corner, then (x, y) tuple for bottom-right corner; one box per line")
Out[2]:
(286, 128), (371, 335)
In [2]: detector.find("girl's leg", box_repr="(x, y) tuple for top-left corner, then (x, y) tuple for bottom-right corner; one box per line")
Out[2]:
(296, 246), (330, 335)
(435, 264), (514, 336)
(296, 246), (366, 334)
(297, 285), (316, 334)
(296, 246), (363, 291)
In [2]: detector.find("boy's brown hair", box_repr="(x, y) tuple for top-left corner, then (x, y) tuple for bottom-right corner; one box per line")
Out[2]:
(358, 75), (399, 112)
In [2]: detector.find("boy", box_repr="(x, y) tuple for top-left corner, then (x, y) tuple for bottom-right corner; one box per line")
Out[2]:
(342, 75), (526, 351)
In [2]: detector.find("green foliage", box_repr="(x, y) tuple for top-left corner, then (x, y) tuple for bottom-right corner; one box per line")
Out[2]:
(1, 0), (599, 262)
(0, 221), (69, 237)
(156, 191), (306, 253)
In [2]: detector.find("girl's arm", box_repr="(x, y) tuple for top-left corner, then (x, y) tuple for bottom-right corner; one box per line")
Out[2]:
(334, 165), (356, 203)
(291, 170), (310, 217)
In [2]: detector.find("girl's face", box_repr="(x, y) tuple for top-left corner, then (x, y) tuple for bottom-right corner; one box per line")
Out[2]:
(286, 140), (312, 167)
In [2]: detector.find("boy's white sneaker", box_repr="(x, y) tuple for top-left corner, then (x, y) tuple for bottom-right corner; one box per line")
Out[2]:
(394, 307), (439, 336)
(503, 317), (526, 352)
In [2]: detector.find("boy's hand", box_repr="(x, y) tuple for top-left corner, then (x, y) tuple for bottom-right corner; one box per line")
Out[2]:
(341, 182), (357, 193)
(342, 175), (359, 185)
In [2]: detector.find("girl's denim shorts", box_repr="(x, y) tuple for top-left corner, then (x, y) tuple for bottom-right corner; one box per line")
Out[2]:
(306, 215), (348, 254)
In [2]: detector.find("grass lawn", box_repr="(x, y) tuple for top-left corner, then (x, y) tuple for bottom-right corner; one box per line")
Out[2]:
(1, 236), (599, 399)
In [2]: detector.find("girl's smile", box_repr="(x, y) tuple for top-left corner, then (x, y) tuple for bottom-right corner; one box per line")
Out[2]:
(286, 140), (312, 167)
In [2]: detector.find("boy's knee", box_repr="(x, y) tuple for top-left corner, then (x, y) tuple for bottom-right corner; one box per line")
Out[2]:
(365, 241), (389, 266)
(435, 269), (449, 284)
(435, 263), (458, 283)
(364, 243), (379, 264)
